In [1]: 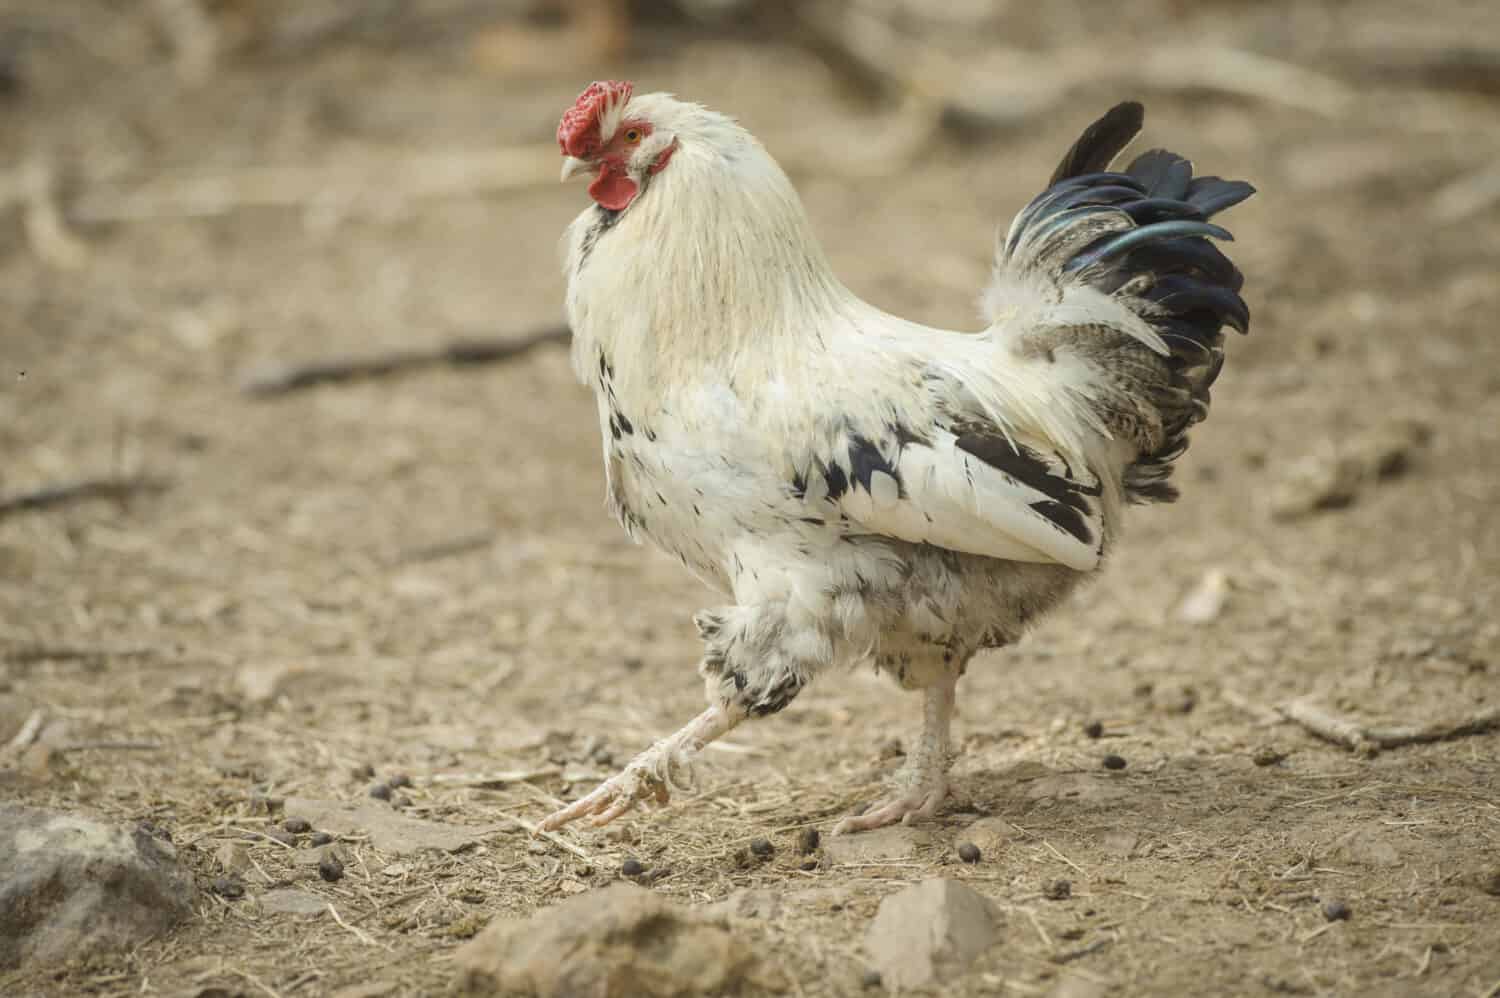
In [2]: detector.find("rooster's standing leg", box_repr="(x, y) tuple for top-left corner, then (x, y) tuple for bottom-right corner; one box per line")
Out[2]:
(538, 703), (744, 831)
(834, 674), (957, 834)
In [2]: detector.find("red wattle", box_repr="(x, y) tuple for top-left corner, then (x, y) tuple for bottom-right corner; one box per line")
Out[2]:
(589, 163), (638, 211)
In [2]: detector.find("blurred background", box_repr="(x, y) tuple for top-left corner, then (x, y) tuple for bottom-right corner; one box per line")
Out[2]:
(3, 1), (1499, 996)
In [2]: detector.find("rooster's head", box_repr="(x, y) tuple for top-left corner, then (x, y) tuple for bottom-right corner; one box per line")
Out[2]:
(558, 80), (680, 212)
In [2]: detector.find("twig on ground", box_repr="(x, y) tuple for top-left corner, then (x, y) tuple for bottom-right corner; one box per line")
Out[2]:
(1275, 698), (1500, 754)
(1431, 164), (1500, 222)
(0, 476), (168, 520)
(69, 146), (560, 224)
(3, 709), (45, 757)
(327, 902), (385, 949)
(238, 326), (569, 397)
(7, 159), (90, 269)
(501, 811), (592, 863)
(393, 531), (496, 565)
(55, 741), (164, 753)
(1051, 937), (1113, 964)
(427, 767), (561, 788)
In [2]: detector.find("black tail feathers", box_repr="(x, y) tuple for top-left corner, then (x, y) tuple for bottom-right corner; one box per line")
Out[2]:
(1040, 102), (1255, 503)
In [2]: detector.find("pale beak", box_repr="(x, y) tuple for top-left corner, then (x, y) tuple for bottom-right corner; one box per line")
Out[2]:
(560, 156), (590, 182)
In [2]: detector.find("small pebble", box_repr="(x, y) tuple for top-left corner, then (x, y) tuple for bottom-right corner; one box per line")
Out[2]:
(1083, 720), (1104, 739)
(319, 856), (345, 883)
(284, 817), (311, 834)
(1479, 870), (1500, 896)
(621, 857), (645, 877)
(351, 763), (375, 780)
(1322, 899), (1351, 921)
(1043, 878), (1072, 900)
(860, 969), (883, 989)
(1252, 746), (1287, 767)
(749, 838), (774, 859)
(393, 794), (412, 809)
(309, 831), (333, 847)
(800, 859), (819, 871)
(1102, 754), (1128, 771)
(957, 842), (981, 864)
(265, 828), (297, 847)
(368, 783), (392, 801)
(388, 773), (412, 789)
(797, 828), (821, 854)
(211, 876), (244, 899)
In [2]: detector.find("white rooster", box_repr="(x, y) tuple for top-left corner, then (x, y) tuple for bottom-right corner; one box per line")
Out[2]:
(540, 81), (1253, 834)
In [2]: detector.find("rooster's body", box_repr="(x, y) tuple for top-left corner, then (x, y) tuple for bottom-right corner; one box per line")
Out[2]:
(540, 83), (1253, 833)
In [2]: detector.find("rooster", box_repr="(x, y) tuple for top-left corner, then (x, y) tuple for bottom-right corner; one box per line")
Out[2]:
(539, 82), (1253, 834)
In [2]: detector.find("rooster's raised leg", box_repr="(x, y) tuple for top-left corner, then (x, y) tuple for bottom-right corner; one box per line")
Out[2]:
(538, 703), (742, 831)
(834, 675), (956, 834)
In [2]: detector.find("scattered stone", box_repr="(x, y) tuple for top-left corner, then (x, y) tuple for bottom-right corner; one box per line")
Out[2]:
(351, 763), (376, 780)
(282, 797), (500, 856)
(824, 825), (933, 865)
(860, 968), (883, 989)
(393, 795), (412, 809)
(1322, 899), (1351, 921)
(319, 856), (345, 883)
(1270, 421), (1430, 521)
(247, 792), (283, 816)
(369, 783), (392, 801)
(1477, 869), (1500, 896)
(1043, 878), (1073, 901)
(1252, 745), (1288, 767)
(388, 773), (413, 789)
(800, 859), (818, 871)
(749, 837), (774, 859)
(452, 882), (782, 997)
(961, 817), (1012, 859)
(1101, 754), (1127, 771)
(1327, 827), (1401, 869)
(1082, 720), (1104, 739)
(1163, 686), (1199, 715)
(1100, 829), (1140, 858)
(797, 828), (820, 854)
(310, 831), (333, 846)
(0, 805), (198, 969)
(259, 888), (329, 918)
(621, 857), (645, 877)
(212, 876), (245, 899)
(1175, 569), (1230, 624)
(214, 841), (250, 873)
(707, 887), (783, 920)
(284, 817), (312, 834)
(957, 842), (981, 864)
(265, 828), (297, 847)
(864, 879), (1001, 991)
(878, 737), (904, 760)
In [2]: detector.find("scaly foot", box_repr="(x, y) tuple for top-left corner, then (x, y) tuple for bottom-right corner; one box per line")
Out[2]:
(833, 767), (948, 834)
(537, 749), (672, 830)
(537, 704), (740, 832)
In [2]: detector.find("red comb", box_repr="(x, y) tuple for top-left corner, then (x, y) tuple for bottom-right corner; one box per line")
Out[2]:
(558, 81), (634, 158)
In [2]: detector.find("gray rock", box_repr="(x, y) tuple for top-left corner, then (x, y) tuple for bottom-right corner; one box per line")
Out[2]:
(452, 882), (785, 997)
(707, 887), (783, 921)
(283, 796), (500, 856)
(824, 825), (934, 865)
(0, 804), (197, 969)
(864, 879), (1001, 991)
(258, 888), (329, 919)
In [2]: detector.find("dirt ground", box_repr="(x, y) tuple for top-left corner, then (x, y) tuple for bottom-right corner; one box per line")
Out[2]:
(3, 1), (1499, 995)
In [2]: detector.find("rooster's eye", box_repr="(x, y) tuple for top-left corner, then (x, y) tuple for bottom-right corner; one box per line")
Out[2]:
(623, 128), (642, 144)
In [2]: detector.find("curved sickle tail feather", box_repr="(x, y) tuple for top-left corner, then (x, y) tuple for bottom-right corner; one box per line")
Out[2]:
(1002, 101), (1255, 504)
